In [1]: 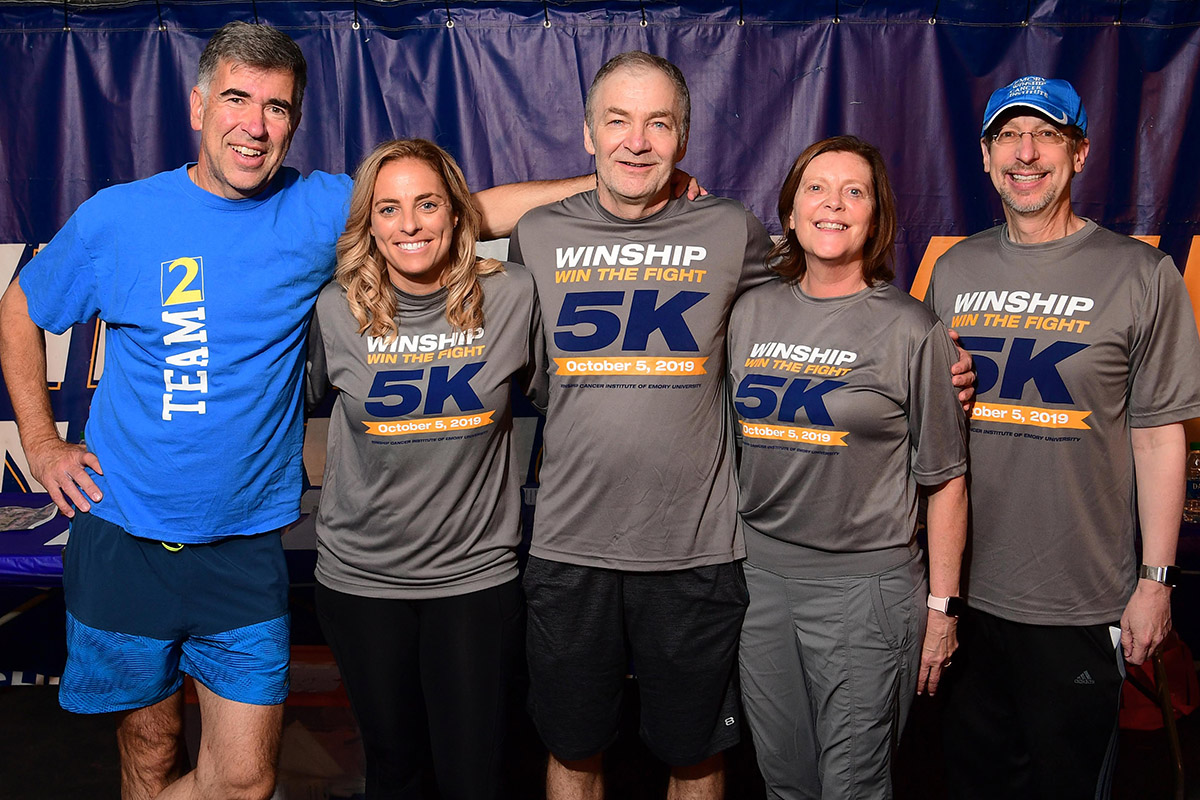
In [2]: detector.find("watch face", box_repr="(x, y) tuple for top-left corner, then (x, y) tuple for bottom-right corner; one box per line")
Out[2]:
(946, 597), (967, 617)
(1141, 565), (1181, 587)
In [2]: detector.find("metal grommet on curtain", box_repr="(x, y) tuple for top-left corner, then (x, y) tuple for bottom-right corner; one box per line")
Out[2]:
(542, 1), (551, 28)
(352, 0), (361, 31)
(928, 0), (939, 25)
(154, 0), (166, 31)
(61, 0), (69, 31)
(444, 1), (455, 28)
(737, 0), (745, 26)
(639, 1), (648, 27)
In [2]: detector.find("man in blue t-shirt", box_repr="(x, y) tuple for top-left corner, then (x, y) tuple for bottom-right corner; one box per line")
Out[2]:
(0, 23), (331, 800)
(0, 21), (587, 800)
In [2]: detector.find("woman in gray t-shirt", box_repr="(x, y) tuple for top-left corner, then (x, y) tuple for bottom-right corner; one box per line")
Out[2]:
(306, 139), (545, 800)
(728, 136), (968, 800)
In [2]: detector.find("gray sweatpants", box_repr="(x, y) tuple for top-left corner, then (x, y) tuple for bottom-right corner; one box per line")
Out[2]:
(739, 554), (927, 800)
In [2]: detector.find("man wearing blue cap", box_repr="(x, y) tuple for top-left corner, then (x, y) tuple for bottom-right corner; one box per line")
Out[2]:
(925, 76), (1200, 798)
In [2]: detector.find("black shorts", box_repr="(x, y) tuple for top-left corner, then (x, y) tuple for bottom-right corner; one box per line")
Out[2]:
(523, 556), (748, 766)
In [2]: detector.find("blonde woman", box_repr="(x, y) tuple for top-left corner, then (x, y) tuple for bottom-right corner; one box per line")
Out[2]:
(307, 139), (545, 800)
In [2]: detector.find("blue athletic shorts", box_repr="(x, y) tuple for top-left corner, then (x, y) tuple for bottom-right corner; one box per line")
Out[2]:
(59, 511), (290, 714)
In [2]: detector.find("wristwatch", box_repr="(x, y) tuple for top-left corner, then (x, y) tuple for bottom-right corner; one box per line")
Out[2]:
(927, 593), (966, 617)
(1138, 564), (1180, 588)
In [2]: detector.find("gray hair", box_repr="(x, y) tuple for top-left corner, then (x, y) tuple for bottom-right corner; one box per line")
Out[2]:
(197, 21), (308, 111)
(584, 51), (691, 145)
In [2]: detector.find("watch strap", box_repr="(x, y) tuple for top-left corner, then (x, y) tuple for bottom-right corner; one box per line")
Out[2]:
(927, 593), (963, 616)
(1138, 564), (1180, 587)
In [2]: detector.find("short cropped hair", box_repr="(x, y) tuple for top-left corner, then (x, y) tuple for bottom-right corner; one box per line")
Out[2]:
(197, 21), (308, 111)
(584, 51), (691, 145)
(770, 135), (898, 286)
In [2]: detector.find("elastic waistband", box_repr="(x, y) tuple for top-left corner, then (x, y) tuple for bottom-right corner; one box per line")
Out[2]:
(744, 527), (920, 579)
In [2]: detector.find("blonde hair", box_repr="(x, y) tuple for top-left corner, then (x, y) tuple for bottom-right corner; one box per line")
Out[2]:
(334, 139), (503, 337)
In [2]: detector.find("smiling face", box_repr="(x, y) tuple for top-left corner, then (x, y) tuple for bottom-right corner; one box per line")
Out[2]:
(982, 113), (1088, 219)
(189, 58), (299, 200)
(789, 150), (877, 276)
(584, 66), (687, 220)
(370, 158), (458, 295)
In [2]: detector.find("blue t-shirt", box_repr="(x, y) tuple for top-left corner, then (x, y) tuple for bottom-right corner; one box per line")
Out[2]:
(21, 165), (351, 542)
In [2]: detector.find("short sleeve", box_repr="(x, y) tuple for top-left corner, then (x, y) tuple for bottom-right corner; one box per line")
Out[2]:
(735, 211), (774, 296)
(19, 214), (102, 334)
(306, 294), (331, 409)
(923, 258), (942, 315)
(908, 321), (968, 485)
(507, 223), (526, 266)
(521, 285), (549, 412)
(1127, 256), (1200, 426)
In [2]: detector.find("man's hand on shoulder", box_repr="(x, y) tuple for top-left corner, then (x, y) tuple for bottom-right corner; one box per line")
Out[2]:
(670, 168), (707, 200)
(1120, 580), (1172, 665)
(26, 436), (103, 517)
(947, 329), (976, 412)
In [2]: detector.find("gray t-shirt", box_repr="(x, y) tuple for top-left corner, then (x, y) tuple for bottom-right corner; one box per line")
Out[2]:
(729, 279), (967, 578)
(307, 266), (545, 598)
(509, 191), (773, 570)
(926, 220), (1200, 625)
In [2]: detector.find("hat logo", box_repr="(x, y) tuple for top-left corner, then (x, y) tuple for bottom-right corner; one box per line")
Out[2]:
(982, 76), (1086, 138)
(1035, 107), (1070, 125)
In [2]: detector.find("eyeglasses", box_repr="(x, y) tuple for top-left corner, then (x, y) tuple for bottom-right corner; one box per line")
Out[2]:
(990, 129), (1069, 147)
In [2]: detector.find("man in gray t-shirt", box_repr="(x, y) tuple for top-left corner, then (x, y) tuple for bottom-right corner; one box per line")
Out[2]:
(926, 76), (1200, 800)
(509, 52), (772, 799)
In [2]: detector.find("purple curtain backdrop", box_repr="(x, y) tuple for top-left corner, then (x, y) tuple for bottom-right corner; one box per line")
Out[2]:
(1, 0), (1198, 486)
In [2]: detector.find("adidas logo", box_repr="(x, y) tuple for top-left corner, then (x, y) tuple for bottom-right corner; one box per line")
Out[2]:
(1074, 670), (1095, 685)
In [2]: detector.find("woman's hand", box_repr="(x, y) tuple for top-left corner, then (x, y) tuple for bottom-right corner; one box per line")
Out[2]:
(918, 609), (958, 696)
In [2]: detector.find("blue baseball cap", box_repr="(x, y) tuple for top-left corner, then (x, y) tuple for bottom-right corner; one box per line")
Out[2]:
(981, 76), (1088, 137)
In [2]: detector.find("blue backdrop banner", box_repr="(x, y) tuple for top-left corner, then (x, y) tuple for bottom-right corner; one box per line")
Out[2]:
(2, 0), (1199, 490)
